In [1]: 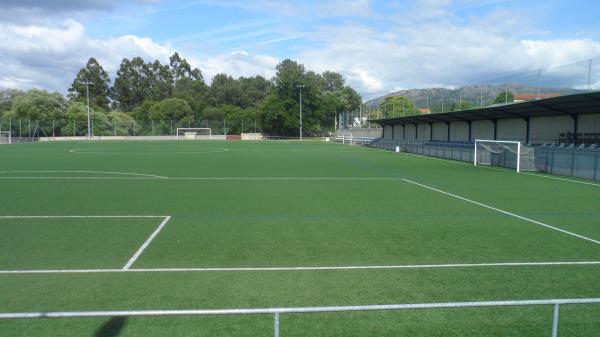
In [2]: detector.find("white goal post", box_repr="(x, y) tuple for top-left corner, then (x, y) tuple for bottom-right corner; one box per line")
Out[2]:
(0, 131), (11, 144)
(342, 133), (353, 145)
(176, 128), (212, 140)
(474, 139), (535, 173)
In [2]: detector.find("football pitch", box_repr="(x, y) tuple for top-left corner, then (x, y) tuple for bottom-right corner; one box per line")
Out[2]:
(1, 140), (599, 337)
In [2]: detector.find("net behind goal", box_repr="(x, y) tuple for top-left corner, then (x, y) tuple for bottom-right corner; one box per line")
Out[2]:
(0, 131), (11, 144)
(176, 128), (212, 140)
(474, 140), (536, 172)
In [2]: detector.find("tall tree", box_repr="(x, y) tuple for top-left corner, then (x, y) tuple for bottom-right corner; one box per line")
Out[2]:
(210, 74), (242, 106)
(68, 57), (111, 110)
(112, 57), (149, 111)
(169, 52), (208, 114)
(12, 89), (67, 121)
(379, 96), (414, 117)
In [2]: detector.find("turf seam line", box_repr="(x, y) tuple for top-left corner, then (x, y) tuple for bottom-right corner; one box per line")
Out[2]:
(2, 261), (600, 274)
(402, 178), (600, 246)
(122, 216), (172, 270)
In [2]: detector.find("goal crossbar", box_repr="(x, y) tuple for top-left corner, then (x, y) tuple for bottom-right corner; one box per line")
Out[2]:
(474, 139), (535, 173)
(176, 128), (212, 140)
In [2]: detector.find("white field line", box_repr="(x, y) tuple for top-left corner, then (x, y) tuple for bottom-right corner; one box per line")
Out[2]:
(402, 179), (600, 246)
(0, 177), (398, 180)
(1, 261), (600, 274)
(0, 215), (166, 219)
(0, 170), (167, 179)
(523, 172), (600, 188)
(122, 216), (172, 270)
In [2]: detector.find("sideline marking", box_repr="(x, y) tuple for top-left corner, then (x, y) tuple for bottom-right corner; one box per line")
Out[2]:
(402, 178), (600, 246)
(1, 261), (600, 274)
(0, 176), (399, 180)
(122, 216), (172, 270)
(0, 170), (167, 179)
(0, 215), (166, 219)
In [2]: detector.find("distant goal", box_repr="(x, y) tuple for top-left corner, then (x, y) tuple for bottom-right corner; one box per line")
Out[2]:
(176, 128), (212, 140)
(342, 133), (353, 145)
(0, 131), (11, 144)
(474, 139), (535, 172)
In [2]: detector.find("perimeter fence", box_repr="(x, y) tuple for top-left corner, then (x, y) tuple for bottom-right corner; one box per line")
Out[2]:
(0, 118), (262, 141)
(353, 139), (600, 181)
(1, 298), (598, 337)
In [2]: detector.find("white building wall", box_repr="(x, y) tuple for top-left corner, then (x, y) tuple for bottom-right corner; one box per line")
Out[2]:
(405, 124), (416, 139)
(530, 115), (574, 143)
(471, 120), (494, 140)
(497, 118), (527, 142)
(432, 122), (448, 141)
(578, 114), (600, 133)
(393, 124), (404, 140)
(417, 123), (431, 140)
(383, 125), (393, 139)
(450, 122), (469, 142)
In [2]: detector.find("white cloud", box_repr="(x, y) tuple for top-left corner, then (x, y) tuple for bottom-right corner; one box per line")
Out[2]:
(297, 22), (600, 98)
(197, 51), (279, 81)
(2, 1), (600, 102)
(0, 19), (280, 93)
(0, 19), (175, 93)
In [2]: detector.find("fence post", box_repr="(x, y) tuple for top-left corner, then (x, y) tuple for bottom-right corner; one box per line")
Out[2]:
(114, 120), (117, 136)
(170, 120), (173, 136)
(551, 303), (560, 337)
(52, 120), (55, 139)
(152, 120), (155, 136)
(594, 150), (599, 181)
(133, 121), (136, 136)
(274, 312), (280, 337)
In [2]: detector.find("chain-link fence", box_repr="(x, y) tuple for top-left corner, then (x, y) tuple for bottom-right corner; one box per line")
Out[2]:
(0, 118), (263, 141)
(366, 139), (600, 181)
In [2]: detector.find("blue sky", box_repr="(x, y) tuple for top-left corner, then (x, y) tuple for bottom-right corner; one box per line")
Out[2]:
(1, 0), (600, 99)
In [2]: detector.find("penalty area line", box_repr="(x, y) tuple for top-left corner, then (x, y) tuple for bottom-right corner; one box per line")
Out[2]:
(402, 178), (600, 246)
(122, 216), (172, 270)
(2, 261), (600, 274)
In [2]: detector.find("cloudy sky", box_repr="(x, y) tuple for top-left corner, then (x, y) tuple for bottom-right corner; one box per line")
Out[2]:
(1, 0), (600, 99)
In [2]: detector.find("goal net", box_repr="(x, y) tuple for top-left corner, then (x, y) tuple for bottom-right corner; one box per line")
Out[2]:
(474, 140), (536, 172)
(0, 131), (11, 144)
(176, 128), (212, 140)
(342, 133), (353, 145)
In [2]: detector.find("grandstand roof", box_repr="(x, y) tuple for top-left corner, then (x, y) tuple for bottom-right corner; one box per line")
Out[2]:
(372, 91), (600, 125)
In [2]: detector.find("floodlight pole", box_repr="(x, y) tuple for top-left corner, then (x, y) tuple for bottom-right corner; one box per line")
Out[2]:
(85, 81), (91, 140)
(297, 84), (305, 140)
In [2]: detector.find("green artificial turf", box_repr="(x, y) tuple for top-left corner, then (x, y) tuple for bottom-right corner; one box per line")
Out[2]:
(0, 140), (599, 336)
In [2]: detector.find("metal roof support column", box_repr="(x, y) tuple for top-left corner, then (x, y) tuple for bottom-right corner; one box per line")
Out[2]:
(493, 119), (498, 140)
(574, 115), (579, 144)
(429, 122), (433, 141)
(468, 121), (472, 141)
(525, 117), (530, 144)
(447, 122), (451, 142)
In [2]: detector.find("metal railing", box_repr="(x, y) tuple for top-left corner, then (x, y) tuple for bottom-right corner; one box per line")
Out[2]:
(1, 298), (599, 337)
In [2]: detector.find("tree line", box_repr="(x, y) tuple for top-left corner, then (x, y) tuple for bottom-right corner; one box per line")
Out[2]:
(0, 53), (361, 136)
